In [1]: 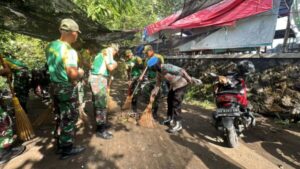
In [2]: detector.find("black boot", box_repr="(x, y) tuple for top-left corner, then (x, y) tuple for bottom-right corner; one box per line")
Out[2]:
(167, 120), (182, 133)
(55, 138), (62, 154)
(96, 125), (113, 140)
(0, 145), (26, 165)
(60, 145), (85, 160)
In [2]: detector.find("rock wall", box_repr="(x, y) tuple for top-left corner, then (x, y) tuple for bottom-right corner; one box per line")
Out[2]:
(165, 53), (300, 118)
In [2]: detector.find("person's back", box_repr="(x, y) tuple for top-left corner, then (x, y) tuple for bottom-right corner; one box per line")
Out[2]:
(46, 40), (78, 85)
(45, 18), (85, 160)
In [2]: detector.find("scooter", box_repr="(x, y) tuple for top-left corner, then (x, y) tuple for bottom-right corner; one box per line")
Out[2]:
(210, 72), (255, 148)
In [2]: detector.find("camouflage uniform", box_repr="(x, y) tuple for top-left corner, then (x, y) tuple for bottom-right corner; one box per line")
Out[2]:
(89, 49), (116, 128)
(50, 83), (79, 147)
(0, 107), (14, 150)
(125, 54), (143, 112)
(46, 39), (79, 147)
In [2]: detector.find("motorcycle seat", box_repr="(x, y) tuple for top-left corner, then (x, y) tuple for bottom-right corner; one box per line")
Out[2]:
(217, 90), (241, 95)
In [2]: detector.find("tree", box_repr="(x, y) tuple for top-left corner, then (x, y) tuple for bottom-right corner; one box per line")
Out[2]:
(0, 30), (46, 69)
(72, 0), (184, 30)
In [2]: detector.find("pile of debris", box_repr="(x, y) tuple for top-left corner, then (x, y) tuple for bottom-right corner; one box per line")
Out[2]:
(247, 61), (300, 119)
(168, 58), (300, 119)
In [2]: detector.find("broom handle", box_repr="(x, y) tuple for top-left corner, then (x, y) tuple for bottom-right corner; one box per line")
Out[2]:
(131, 67), (148, 96)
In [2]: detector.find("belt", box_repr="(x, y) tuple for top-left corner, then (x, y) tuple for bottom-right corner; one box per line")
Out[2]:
(90, 73), (108, 78)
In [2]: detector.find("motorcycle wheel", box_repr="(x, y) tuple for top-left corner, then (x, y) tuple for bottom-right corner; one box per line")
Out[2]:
(226, 127), (239, 148)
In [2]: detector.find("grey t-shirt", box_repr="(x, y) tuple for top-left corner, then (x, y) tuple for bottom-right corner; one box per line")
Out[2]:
(159, 64), (188, 90)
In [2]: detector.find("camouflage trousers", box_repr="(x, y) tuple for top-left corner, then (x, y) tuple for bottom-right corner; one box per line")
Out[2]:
(89, 74), (108, 126)
(0, 107), (14, 150)
(50, 83), (79, 147)
(77, 81), (84, 105)
(13, 70), (30, 112)
(141, 79), (160, 116)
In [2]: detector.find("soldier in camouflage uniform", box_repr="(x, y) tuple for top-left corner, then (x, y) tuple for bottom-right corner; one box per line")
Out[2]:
(46, 18), (85, 160)
(1, 53), (30, 112)
(142, 45), (165, 119)
(0, 57), (25, 164)
(124, 49), (143, 113)
(89, 44), (118, 139)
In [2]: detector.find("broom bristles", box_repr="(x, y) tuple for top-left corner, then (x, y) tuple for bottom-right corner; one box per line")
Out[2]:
(138, 103), (156, 128)
(122, 95), (133, 110)
(108, 96), (121, 113)
(12, 97), (35, 141)
(33, 104), (53, 127)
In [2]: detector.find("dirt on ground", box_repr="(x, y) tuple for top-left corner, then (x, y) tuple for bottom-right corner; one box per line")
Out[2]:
(1, 80), (300, 169)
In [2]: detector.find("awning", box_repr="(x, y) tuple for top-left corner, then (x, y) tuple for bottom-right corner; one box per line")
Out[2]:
(169, 0), (273, 30)
(177, 2), (279, 51)
(145, 0), (273, 36)
(177, 0), (223, 21)
(144, 11), (181, 36)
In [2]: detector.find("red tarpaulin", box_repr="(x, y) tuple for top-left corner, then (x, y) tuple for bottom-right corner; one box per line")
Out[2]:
(145, 11), (181, 36)
(145, 0), (273, 36)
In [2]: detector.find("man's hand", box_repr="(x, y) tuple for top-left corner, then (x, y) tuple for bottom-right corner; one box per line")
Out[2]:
(150, 86), (159, 99)
(107, 61), (118, 72)
(150, 95), (155, 103)
(78, 68), (84, 79)
(66, 66), (79, 85)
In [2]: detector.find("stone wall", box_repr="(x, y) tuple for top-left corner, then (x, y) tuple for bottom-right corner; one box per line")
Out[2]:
(165, 53), (300, 118)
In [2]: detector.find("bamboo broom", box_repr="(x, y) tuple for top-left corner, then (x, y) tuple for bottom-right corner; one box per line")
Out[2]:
(0, 55), (35, 141)
(107, 76), (120, 113)
(122, 67), (147, 110)
(122, 81), (141, 110)
(9, 74), (35, 141)
(33, 103), (54, 127)
(138, 96), (156, 128)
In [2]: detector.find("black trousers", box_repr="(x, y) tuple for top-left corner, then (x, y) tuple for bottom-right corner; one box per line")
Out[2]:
(167, 86), (187, 121)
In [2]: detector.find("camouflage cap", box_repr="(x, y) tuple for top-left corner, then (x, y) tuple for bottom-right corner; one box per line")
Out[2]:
(125, 49), (133, 56)
(60, 18), (81, 33)
(143, 45), (153, 53)
(110, 43), (120, 52)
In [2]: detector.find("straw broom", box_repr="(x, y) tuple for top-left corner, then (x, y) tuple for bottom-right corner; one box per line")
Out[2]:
(138, 96), (156, 128)
(122, 80), (141, 110)
(122, 67), (147, 110)
(33, 102), (54, 127)
(107, 76), (121, 113)
(0, 55), (35, 141)
(9, 75), (35, 141)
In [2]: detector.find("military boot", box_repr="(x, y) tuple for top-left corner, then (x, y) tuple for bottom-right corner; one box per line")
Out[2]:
(0, 145), (25, 164)
(60, 145), (85, 160)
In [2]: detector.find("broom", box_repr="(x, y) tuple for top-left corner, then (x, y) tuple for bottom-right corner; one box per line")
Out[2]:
(107, 76), (121, 113)
(122, 80), (141, 110)
(33, 102), (54, 127)
(8, 75), (35, 141)
(0, 55), (35, 141)
(122, 67), (148, 110)
(138, 96), (156, 128)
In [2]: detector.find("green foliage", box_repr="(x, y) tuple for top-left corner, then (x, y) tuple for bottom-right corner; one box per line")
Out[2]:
(0, 30), (47, 69)
(72, 0), (183, 30)
(0, 30), (47, 89)
(184, 84), (215, 110)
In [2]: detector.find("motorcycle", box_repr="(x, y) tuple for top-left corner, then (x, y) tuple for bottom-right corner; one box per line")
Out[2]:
(210, 71), (255, 148)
